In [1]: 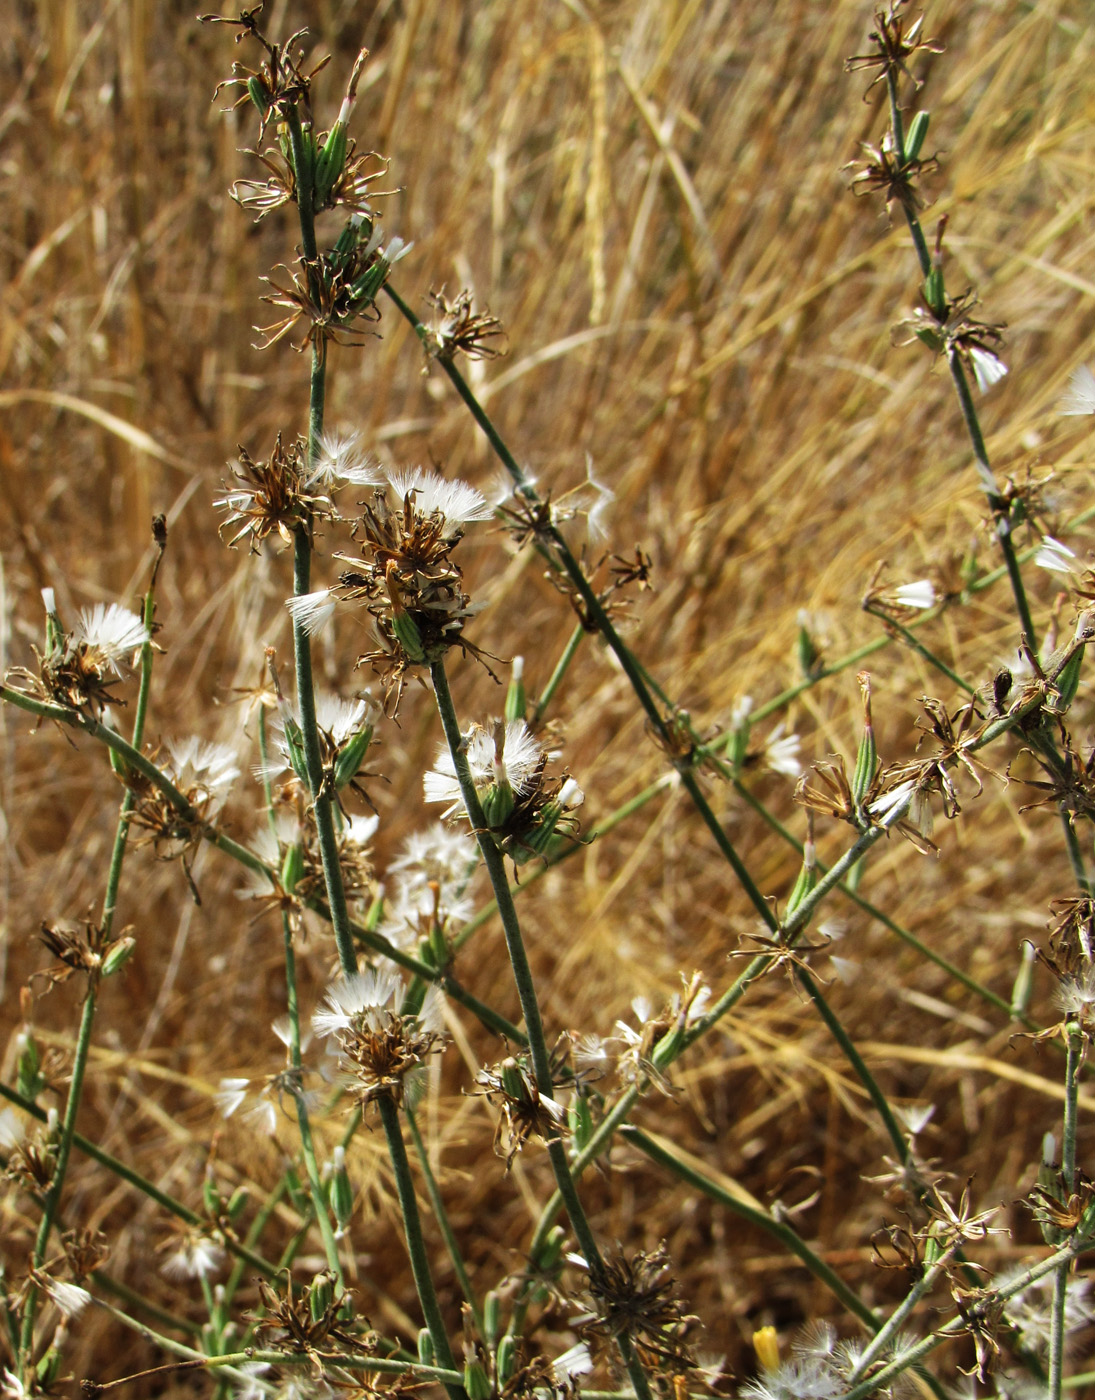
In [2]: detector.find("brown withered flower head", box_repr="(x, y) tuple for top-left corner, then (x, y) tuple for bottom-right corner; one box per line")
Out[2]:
(34, 919), (134, 994)
(7, 594), (149, 720)
(424, 288), (508, 366)
(847, 134), (939, 215)
(845, 1), (943, 97)
(472, 1056), (568, 1168)
(895, 283), (1008, 393)
(311, 968), (445, 1111)
(251, 1269), (375, 1359)
(127, 737), (240, 902)
(335, 468), (493, 713)
(201, 7), (329, 133)
(571, 1243), (698, 1374)
(216, 432), (334, 552)
(255, 225), (410, 352)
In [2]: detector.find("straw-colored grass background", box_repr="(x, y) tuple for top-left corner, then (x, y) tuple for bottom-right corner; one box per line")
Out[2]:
(4, 0), (1095, 1387)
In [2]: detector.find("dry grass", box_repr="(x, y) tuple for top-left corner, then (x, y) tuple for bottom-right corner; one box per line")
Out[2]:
(3, 0), (1095, 1390)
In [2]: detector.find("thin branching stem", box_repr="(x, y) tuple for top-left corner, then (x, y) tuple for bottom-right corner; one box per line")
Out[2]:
(406, 1106), (483, 1336)
(1050, 1020), (1083, 1400)
(430, 657), (654, 1400)
(18, 578), (158, 1378)
(376, 1094), (466, 1400)
(623, 1125), (879, 1329)
(0, 1081), (278, 1278)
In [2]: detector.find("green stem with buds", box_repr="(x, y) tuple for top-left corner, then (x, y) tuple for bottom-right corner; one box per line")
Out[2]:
(18, 579), (158, 1380)
(429, 657), (653, 1400)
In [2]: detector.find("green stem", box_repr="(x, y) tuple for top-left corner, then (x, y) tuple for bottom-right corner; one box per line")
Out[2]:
(1050, 1021), (1083, 1400)
(428, 661), (598, 1261)
(834, 1240), (1089, 1400)
(0, 686), (271, 878)
(406, 1106), (483, 1336)
(18, 579), (159, 1377)
(948, 353), (1038, 653)
(0, 1082), (277, 1279)
(534, 623), (585, 725)
(623, 1126), (879, 1329)
(730, 774), (1017, 1019)
(282, 909), (345, 1285)
(797, 970), (908, 1163)
(430, 659), (653, 1400)
(292, 521), (356, 978)
(863, 605), (975, 695)
(19, 988), (98, 1374)
(387, 285), (770, 933)
(376, 1094), (465, 1400)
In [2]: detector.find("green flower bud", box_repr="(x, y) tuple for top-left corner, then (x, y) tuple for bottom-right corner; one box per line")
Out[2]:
(226, 1186), (250, 1222)
(17, 1032), (44, 1102)
(417, 1329), (435, 1366)
(904, 111), (930, 161)
(483, 1291), (501, 1346)
(329, 1146), (354, 1234)
(496, 1335), (517, 1385)
(310, 1272), (334, 1322)
(391, 608), (427, 663)
(505, 657), (526, 724)
(334, 722), (374, 789)
(1053, 644), (1084, 713)
(246, 76), (270, 119)
(464, 1360), (492, 1400)
(480, 777), (515, 830)
(281, 841), (304, 896)
(102, 935), (136, 977)
(568, 1093), (593, 1154)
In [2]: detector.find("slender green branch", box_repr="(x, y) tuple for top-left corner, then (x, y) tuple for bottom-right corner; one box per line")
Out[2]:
(0, 1082), (278, 1279)
(282, 908), (345, 1284)
(18, 574), (159, 1378)
(796, 971), (908, 1163)
(0, 686), (270, 878)
(1050, 1020), (1083, 1400)
(387, 284), (770, 933)
(376, 1095), (465, 1400)
(623, 1126), (879, 1329)
(534, 623), (585, 725)
(430, 659), (653, 1400)
(406, 1106), (483, 1336)
(834, 1240), (1091, 1400)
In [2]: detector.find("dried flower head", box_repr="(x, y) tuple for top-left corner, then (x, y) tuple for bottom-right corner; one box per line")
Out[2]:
(216, 432), (335, 552)
(424, 288), (507, 364)
(252, 1270), (375, 1358)
(255, 228), (411, 351)
(128, 737), (240, 900)
(896, 285), (1008, 393)
(847, 134), (939, 215)
(571, 1243), (697, 1372)
(424, 719), (584, 861)
(334, 469), (492, 712)
(473, 1056), (568, 1167)
(7, 595), (149, 719)
(312, 970), (445, 1109)
(34, 918), (135, 992)
(158, 1228), (225, 1282)
(845, 2), (943, 97)
(202, 11), (329, 133)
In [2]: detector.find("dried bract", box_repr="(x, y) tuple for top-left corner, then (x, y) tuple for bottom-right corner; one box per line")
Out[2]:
(216, 433), (333, 552)
(472, 1056), (567, 1167)
(424, 288), (507, 365)
(571, 1243), (697, 1373)
(845, 2), (943, 97)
